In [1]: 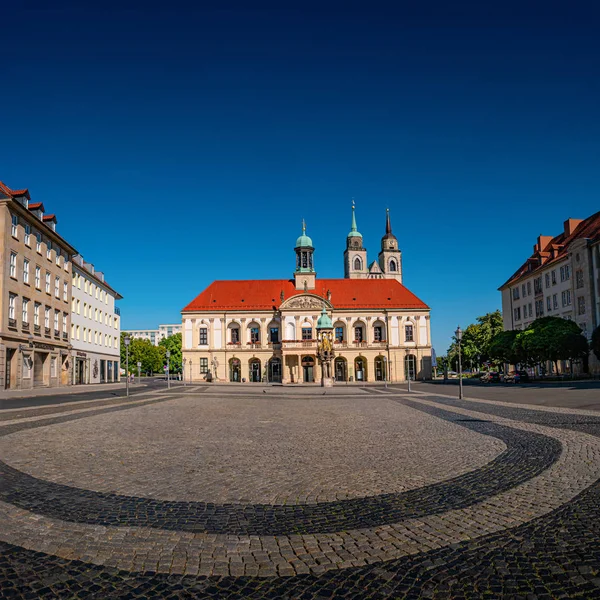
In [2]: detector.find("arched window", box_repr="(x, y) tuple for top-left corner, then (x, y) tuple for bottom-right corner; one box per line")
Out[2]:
(354, 257), (362, 271)
(389, 260), (397, 272)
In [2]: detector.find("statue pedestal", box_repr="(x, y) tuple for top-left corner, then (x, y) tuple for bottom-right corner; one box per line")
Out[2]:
(321, 377), (334, 388)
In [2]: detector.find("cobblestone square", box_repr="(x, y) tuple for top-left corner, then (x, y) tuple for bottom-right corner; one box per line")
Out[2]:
(1, 383), (600, 598)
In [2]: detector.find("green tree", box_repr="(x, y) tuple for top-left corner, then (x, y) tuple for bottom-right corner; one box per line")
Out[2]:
(159, 332), (182, 373)
(120, 333), (164, 375)
(488, 330), (520, 365)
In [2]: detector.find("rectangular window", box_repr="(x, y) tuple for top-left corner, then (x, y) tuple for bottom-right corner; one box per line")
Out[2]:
(95, 286), (99, 299)
(55, 277), (60, 298)
(55, 247), (61, 266)
(405, 324), (414, 342)
(250, 327), (260, 343)
(528, 302), (532, 317)
(576, 270), (584, 288)
(578, 296), (586, 315)
(231, 328), (239, 343)
(8, 294), (16, 321)
(36, 232), (42, 253)
(199, 327), (208, 345)
(513, 307), (520, 321)
(301, 327), (312, 340)
(22, 298), (29, 323)
(45, 272), (51, 294)
(47, 240), (52, 260)
(335, 326), (344, 342)
(562, 290), (572, 306)
(553, 294), (558, 309)
(94, 331), (98, 344)
(546, 296), (551, 312)
(54, 310), (59, 332)
(354, 327), (363, 342)
(545, 273), (550, 288)
(11, 214), (18, 237)
(552, 270), (557, 285)
(24, 224), (31, 246)
(526, 281), (531, 296)
(95, 308), (98, 321)
(34, 303), (40, 326)
(560, 266), (565, 282)
(200, 357), (209, 374)
(522, 284), (526, 297)
(62, 313), (67, 332)
(23, 259), (29, 284)
(512, 287), (520, 300)
(565, 265), (570, 280)
(269, 327), (279, 343)
(44, 306), (50, 329)
(77, 325), (80, 340)
(35, 266), (41, 289)
(9, 252), (17, 279)
(374, 325), (383, 341)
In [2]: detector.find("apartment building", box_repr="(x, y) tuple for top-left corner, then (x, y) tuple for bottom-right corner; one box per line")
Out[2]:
(71, 255), (122, 384)
(0, 182), (75, 389)
(123, 323), (181, 346)
(499, 212), (600, 373)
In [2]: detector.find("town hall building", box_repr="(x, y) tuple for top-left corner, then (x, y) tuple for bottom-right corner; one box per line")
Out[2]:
(182, 206), (432, 384)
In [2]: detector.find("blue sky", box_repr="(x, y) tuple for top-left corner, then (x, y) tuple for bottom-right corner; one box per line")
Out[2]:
(2, 2), (599, 354)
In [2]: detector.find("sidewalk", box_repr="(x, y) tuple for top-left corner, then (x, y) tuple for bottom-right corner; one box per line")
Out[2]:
(0, 381), (149, 400)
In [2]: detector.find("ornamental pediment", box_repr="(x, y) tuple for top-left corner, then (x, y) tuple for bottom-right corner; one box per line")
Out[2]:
(280, 294), (332, 311)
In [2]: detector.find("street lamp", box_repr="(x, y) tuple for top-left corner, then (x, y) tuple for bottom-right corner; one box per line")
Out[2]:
(124, 335), (131, 398)
(182, 357), (187, 386)
(455, 326), (464, 400)
(189, 359), (192, 385)
(166, 350), (171, 389)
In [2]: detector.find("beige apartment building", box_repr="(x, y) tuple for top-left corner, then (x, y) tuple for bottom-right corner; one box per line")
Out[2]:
(182, 208), (432, 384)
(0, 182), (75, 389)
(499, 211), (600, 374)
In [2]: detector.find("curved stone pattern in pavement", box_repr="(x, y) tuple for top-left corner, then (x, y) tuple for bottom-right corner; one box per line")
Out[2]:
(1, 392), (600, 597)
(0, 403), (559, 536)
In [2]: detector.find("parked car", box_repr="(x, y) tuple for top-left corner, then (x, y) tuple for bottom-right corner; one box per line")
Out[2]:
(504, 370), (531, 383)
(481, 371), (500, 383)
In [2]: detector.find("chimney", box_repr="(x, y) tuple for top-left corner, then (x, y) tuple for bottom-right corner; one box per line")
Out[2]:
(564, 218), (583, 237)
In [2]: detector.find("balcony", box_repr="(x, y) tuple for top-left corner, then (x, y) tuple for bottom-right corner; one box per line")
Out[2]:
(352, 341), (368, 348)
(334, 340), (348, 348)
(282, 340), (317, 349)
(246, 342), (262, 349)
(267, 342), (282, 350)
(371, 340), (387, 347)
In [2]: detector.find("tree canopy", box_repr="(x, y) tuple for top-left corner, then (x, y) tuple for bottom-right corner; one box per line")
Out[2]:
(159, 332), (182, 373)
(120, 332), (164, 374)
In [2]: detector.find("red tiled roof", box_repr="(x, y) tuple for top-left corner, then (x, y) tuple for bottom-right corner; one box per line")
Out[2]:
(0, 181), (30, 199)
(28, 202), (44, 210)
(183, 278), (429, 312)
(500, 211), (600, 288)
(42, 214), (56, 221)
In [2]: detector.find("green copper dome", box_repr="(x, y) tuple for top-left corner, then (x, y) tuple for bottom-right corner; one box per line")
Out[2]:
(295, 220), (313, 248)
(347, 202), (362, 238)
(316, 307), (333, 330)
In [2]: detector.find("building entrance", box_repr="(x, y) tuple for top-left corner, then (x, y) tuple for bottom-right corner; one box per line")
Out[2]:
(34, 352), (47, 387)
(302, 356), (315, 382)
(268, 358), (282, 383)
(5, 349), (15, 389)
(375, 356), (386, 381)
(249, 359), (261, 382)
(334, 357), (347, 382)
(75, 358), (85, 384)
(229, 358), (241, 382)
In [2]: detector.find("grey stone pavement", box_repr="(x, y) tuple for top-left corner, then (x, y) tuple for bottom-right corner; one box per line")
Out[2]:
(1, 383), (600, 598)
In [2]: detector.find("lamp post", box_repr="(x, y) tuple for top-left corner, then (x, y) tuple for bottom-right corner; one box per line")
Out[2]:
(189, 359), (192, 385)
(182, 357), (187, 386)
(166, 350), (171, 389)
(407, 356), (411, 393)
(455, 326), (464, 400)
(124, 335), (131, 397)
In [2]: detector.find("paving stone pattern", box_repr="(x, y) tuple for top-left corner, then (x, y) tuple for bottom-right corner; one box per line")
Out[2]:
(1, 390), (600, 598)
(0, 403), (560, 536)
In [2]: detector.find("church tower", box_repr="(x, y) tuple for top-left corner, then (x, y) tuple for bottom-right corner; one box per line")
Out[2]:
(294, 220), (316, 290)
(343, 202), (368, 279)
(378, 209), (402, 282)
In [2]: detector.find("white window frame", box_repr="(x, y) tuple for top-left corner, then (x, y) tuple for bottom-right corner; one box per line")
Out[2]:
(34, 303), (40, 326)
(45, 306), (50, 329)
(22, 298), (29, 323)
(11, 214), (18, 237)
(9, 252), (17, 279)
(35, 266), (41, 289)
(23, 259), (29, 284)
(55, 276), (60, 298)
(45, 272), (51, 294)
(36, 232), (42, 253)
(24, 224), (31, 246)
(47, 240), (52, 260)
(63, 281), (68, 301)
(8, 294), (16, 321)
(54, 310), (59, 332)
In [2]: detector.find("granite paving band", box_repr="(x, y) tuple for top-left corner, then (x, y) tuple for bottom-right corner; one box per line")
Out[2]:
(0, 399), (560, 536)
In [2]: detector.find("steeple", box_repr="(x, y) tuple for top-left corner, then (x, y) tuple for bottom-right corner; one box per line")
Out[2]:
(344, 200), (367, 279)
(378, 208), (402, 282)
(294, 220), (316, 290)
